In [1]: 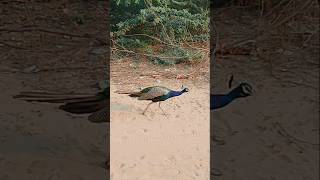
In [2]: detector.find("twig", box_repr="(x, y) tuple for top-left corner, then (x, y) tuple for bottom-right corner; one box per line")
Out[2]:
(0, 40), (88, 53)
(119, 33), (209, 52)
(0, 41), (29, 50)
(0, 26), (107, 44)
(112, 37), (205, 61)
(263, 0), (292, 18)
(144, 0), (175, 45)
(265, 53), (318, 90)
(272, 0), (313, 28)
(0, 0), (26, 3)
(303, 27), (320, 47)
(269, 0), (295, 25)
(273, 122), (319, 148)
(37, 66), (106, 73)
(112, 47), (195, 60)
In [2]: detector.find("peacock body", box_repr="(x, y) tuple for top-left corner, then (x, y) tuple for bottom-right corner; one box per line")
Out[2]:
(116, 86), (189, 115)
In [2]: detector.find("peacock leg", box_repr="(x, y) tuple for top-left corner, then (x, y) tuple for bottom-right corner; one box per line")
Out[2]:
(142, 102), (153, 115)
(158, 102), (167, 116)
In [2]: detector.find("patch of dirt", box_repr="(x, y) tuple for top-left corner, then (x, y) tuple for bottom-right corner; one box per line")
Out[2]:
(211, 2), (319, 180)
(0, 1), (108, 179)
(109, 33), (210, 180)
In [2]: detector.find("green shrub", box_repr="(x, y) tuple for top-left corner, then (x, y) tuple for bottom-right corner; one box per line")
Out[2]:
(111, 0), (209, 65)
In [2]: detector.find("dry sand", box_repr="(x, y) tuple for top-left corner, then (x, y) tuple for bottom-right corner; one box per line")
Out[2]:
(110, 81), (210, 180)
(0, 1), (109, 179)
(211, 54), (319, 180)
(210, 5), (319, 179)
(0, 74), (108, 180)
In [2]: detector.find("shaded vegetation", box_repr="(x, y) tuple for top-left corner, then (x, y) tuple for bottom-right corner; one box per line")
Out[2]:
(110, 0), (210, 65)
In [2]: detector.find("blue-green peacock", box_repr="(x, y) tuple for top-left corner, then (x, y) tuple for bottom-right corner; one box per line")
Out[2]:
(115, 86), (189, 115)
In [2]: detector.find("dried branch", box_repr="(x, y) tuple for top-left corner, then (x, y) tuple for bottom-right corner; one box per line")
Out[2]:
(0, 26), (107, 45)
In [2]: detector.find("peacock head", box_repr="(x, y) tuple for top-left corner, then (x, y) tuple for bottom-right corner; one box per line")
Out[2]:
(181, 85), (189, 93)
(236, 83), (253, 97)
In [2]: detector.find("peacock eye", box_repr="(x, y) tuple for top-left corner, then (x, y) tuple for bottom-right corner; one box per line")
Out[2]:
(242, 85), (252, 94)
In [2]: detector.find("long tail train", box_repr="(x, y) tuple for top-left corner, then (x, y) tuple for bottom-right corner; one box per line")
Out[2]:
(13, 91), (109, 123)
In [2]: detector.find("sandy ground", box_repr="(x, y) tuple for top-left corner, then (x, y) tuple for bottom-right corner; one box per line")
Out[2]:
(0, 1), (109, 179)
(110, 80), (210, 180)
(211, 57), (319, 179)
(210, 5), (319, 180)
(109, 60), (210, 180)
(0, 74), (108, 180)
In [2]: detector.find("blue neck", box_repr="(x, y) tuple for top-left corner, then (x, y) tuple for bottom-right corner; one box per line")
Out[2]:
(227, 89), (241, 100)
(169, 90), (183, 97)
(211, 89), (241, 110)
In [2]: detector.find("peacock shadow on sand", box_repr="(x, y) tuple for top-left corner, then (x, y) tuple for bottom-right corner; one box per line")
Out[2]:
(13, 85), (190, 121)
(210, 75), (254, 145)
(13, 77), (253, 122)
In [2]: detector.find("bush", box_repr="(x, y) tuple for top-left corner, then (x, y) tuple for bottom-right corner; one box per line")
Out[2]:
(111, 0), (209, 65)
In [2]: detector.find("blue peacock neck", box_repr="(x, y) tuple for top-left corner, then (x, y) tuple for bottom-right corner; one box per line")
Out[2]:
(169, 90), (184, 98)
(227, 88), (242, 100)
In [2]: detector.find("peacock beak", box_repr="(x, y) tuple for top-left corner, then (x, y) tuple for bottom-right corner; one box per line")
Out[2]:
(249, 88), (255, 96)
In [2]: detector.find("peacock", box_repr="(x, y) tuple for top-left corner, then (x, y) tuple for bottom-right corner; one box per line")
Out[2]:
(211, 82), (253, 110)
(13, 87), (109, 123)
(115, 86), (189, 115)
